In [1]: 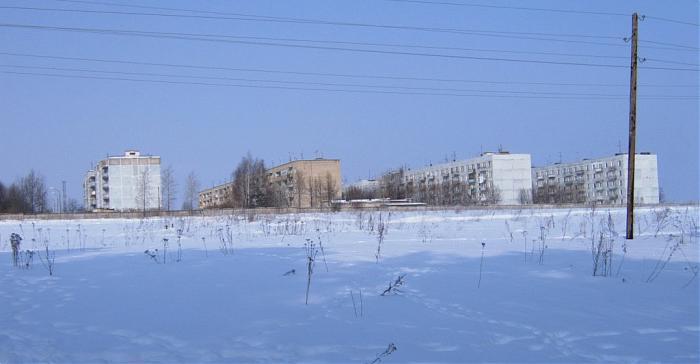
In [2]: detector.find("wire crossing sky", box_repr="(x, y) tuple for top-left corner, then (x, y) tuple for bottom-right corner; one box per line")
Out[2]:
(0, 0), (698, 205)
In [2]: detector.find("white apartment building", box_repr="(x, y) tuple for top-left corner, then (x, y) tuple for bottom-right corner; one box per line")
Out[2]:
(532, 153), (659, 205)
(402, 152), (533, 205)
(84, 150), (162, 211)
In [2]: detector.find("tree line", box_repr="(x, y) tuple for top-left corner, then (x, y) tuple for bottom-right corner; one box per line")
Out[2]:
(343, 168), (502, 206)
(0, 170), (65, 213)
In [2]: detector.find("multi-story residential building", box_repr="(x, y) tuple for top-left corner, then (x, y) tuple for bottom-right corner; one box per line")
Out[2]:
(198, 183), (232, 210)
(199, 158), (342, 209)
(83, 150), (162, 211)
(267, 159), (342, 208)
(402, 152), (533, 205)
(531, 153), (659, 205)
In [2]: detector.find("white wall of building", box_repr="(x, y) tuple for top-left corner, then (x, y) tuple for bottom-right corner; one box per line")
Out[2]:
(107, 163), (162, 211)
(84, 151), (162, 211)
(491, 154), (532, 205)
(402, 152), (533, 205)
(532, 153), (659, 205)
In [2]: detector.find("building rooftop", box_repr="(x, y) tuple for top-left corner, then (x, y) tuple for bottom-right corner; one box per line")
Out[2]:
(107, 150), (160, 159)
(268, 158), (340, 169)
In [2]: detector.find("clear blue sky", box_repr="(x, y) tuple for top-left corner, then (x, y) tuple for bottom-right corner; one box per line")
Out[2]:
(0, 0), (697, 206)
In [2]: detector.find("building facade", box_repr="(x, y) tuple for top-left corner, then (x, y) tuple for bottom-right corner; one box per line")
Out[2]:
(198, 182), (232, 209)
(532, 153), (659, 205)
(267, 159), (342, 208)
(199, 158), (342, 209)
(402, 152), (533, 205)
(83, 150), (162, 211)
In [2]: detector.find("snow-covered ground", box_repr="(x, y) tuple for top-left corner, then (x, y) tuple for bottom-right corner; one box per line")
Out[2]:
(1, 206), (698, 363)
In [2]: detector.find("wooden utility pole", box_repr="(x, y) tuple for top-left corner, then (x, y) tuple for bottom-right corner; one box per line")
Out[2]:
(626, 13), (639, 240)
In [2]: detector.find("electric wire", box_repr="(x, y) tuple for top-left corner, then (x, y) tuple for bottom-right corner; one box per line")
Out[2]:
(0, 51), (696, 88)
(6, 4), (697, 53)
(645, 15), (700, 27)
(0, 23), (637, 69)
(52, 0), (700, 28)
(386, 1), (699, 28)
(6, 63), (692, 97)
(2, 70), (696, 100)
(5, 23), (698, 71)
(385, 0), (629, 17)
(0, 5), (631, 46)
(0, 20), (632, 61)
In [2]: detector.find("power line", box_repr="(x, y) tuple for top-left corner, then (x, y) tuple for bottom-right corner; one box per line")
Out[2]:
(7, 5), (697, 53)
(0, 23), (635, 69)
(387, 1), (700, 30)
(643, 58), (700, 67)
(0, 5), (628, 45)
(5, 6), (695, 54)
(645, 15), (700, 27)
(2, 70), (695, 100)
(385, 0), (629, 17)
(1, 51), (696, 88)
(0, 17), (631, 61)
(641, 39), (699, 51)
(53, 0), (700, 29)
(8, 63), (690, 97)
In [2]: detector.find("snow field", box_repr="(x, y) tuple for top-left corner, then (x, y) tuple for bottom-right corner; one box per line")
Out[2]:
(0, 206), (698, 362)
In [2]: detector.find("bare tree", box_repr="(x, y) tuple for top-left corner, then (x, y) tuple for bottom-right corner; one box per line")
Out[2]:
(323, 172), (338, 205)
(294, 169), (306, 208)
(182, 171), (200, 211)
(19, 170), (48, 213)
(0, 181), (6, 212)
(518, 188), (532, 204)
(64, 198), (83, 212)
(135, 168), (154, 215)
(308, 176), (324, 208)
(343, 185), (377, 200)
(268, 182), (290, 208)
(379, 168), (405, 200)
(161, 165), (177, 211)
(4, 183), (28, 213)
(484, 185), (502, 205)
(231, 153), (268, 208)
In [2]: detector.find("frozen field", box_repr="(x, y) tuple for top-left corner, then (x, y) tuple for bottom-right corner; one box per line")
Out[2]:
(0, 206), (698, 363)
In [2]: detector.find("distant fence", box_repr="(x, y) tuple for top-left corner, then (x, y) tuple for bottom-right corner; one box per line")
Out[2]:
(0, 202), (695, 221)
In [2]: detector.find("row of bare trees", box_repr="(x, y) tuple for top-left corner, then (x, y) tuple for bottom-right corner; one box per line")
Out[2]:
(0, 170), (49, 213)
(344, 168), (502, 206)
(158, 164), (200, 211)
(532, 184), (587, 205)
